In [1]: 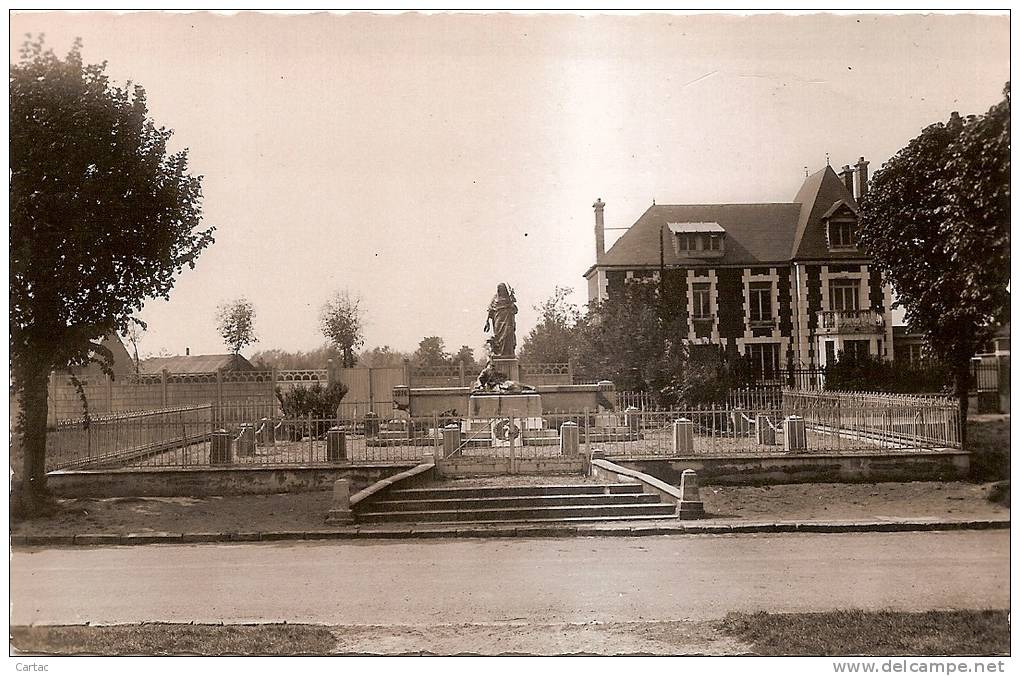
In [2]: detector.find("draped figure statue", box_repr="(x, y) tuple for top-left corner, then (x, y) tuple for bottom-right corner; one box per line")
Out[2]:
(484, 282), (517, 358)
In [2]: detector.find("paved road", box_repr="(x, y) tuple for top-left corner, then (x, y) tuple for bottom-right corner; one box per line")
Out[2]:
(11, 531), (1008, 626)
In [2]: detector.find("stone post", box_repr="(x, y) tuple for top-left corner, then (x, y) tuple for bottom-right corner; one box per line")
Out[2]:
(326, 427), (347, 462)
(559, 421), (579, 455)
(161, 369), (169, 408)
(441, 423), (461, 459)
(756, 414), (776, 446)
(624, 406), (640, 433)
(672, 418), (694, 454)
(258, 417), (277, 446)
(677, 469), (705, 518)
(364, 411), (380, 438)
(731, 407), (751, 435)
(325, 479), (353, 524)
(784, 415), (807, 451)
(237, 423), (256, 457)
(210, 429), (231, 465)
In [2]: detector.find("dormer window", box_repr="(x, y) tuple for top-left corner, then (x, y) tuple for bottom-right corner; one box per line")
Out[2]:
(668, 222), (725, 258)
(821, 200), (859, 252)
(828, 219), (857, 250)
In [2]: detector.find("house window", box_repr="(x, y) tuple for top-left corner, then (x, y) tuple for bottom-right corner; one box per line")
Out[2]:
(678, 234), (693, 251)
(749, 282), (773, 322)
(746, 343), (780, 379)
(708, 235), (721, 251)
(828, 220), (857, 249)
(843, 340), (870, 360)
(692, 283), (712, 319)
(829, 279), (860, 311)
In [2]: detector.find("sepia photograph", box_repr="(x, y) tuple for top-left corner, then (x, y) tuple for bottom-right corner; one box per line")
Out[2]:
(7, 8), (1011, 663)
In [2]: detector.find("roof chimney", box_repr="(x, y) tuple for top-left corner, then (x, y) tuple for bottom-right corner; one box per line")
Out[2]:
(839, 164), (854, 195)
(593, 198), (606, 262)
(854, 156), (870, 199)
(186, 347), (190, 356)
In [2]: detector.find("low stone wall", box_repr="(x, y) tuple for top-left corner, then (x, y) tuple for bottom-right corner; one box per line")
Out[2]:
(608, 451), (970, 486)
(437, 456), (585, 478)
(47, 463), (420, 498)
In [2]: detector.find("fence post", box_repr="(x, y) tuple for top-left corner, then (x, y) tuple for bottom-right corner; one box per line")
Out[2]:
(583, 408), (590, 454)
(270, 366), (278, 411)
(237, 423), (256, 457)
(567, 358), (575, 385)
(441, 424), (461, 460)
(307, 414), (313, 461)
(325, 479), (353, 524)
(403, 359), (412, 388)
(756, 414), (776, 445)
(216, 368), (223, 419)
(327, 426), (347, 462)
(784, 416), (807, 451)
(458, 360), (466, 386)
(673, 418), (694, 454)
(210, 429), (231, 465)
(161, 369), (168, 408)
(560, 421), (579, 456)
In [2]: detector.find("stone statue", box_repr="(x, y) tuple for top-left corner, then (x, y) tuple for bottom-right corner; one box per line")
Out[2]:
(472, 357), (536, 394)
(484, 282), (517, 358)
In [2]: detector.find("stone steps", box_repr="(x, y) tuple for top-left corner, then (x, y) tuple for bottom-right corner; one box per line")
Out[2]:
(357, 502), (676, 523)
(369, 492), (662, 512)
(356, 481), (676, 525)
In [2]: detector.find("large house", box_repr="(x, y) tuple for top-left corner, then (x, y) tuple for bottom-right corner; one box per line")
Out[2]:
(583, 158), (895, 378)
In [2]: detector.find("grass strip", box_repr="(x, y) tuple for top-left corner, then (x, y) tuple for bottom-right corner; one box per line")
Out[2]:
(11, 623), (337, 656)
(717, 609), (1009, 656)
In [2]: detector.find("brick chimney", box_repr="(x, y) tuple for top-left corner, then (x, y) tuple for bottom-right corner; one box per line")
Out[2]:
(593, 198), (606, 262)
(854, 156), (870, 199)
(839, 165), (854, 195)
(186, 347), (190, 356)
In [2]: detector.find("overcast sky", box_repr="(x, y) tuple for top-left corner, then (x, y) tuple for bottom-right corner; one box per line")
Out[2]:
(9, 11), (1010, 359)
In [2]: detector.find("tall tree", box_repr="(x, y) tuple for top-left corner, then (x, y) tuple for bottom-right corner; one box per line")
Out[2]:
(519, 286), (581, 364)
(858, 84), (1010, 444)
(10, 38), (214, 512)
(414, 336), (450, 366)
(122, 321), (145, 374)
(573, 280), (687, 396)
(216, 297), (257, 356)
(319, 290), (364, 368)
(454, 345), (477, 369)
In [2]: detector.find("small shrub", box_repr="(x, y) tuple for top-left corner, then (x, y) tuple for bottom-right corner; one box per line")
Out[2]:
(275, 382), (348, 421)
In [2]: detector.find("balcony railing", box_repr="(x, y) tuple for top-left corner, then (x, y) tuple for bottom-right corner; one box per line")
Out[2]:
(818, 309), (884, 334)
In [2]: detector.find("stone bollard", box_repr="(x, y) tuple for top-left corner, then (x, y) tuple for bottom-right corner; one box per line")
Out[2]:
(257, 417), (276, 447)
(559, 421), (579, 455)
(624, 406), (640, 433)
(325, 478), (353, 524)
(441, 423), (461, 460)
(237, 423), (256, 457)
(210, 429), (232, 465)
(677, 469), (705, 518)
(784, 415), (807, 451)
(326, 427), (347, 462)
(672, 418), (694, 454)
(756, 414), (777, 446)
(731, 407), (751, 435)
(364, 412), (380, 439)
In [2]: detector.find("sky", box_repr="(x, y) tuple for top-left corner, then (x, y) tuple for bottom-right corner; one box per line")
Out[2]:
(9, 11), (1011, 359)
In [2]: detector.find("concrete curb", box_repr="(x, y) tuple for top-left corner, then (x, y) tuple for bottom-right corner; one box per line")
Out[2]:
(10, 518), (1009, 547)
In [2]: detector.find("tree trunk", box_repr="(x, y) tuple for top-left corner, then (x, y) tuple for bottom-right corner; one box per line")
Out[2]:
(16, 361), (55, 515)
(954, 360), (971, 450)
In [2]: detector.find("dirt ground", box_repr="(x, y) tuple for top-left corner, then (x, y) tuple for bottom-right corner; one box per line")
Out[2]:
(10, 480), (1008, 536)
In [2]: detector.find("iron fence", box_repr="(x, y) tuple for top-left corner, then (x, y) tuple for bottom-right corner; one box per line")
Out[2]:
(44, 404), (214, 471)
(41, 391), (963, 472)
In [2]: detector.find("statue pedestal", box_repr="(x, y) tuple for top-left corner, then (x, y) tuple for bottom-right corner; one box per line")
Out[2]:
(468, 392), (543, 447)
(491, 357), (519, 382)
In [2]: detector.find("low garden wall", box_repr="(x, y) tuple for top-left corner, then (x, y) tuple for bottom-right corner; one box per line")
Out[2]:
(610, 451), (970, 485)
(46, 462), (421, 498)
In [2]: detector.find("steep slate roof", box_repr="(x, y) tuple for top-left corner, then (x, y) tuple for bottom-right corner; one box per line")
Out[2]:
(140, 353), (255, 374)
(789, 166), (860, 260)
(587, 165), (862, 276)
(593, 202), (803, 271)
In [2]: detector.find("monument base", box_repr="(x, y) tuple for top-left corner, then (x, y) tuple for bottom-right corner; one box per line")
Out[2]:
(468, 391), (542, 418)
(491, 357), (520, 382)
